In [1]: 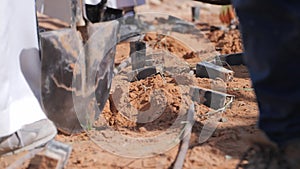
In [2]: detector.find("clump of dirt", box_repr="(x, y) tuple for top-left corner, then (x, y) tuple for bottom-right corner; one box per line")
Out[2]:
(144, 33), (191, 55)
(101, 74), (183, 132)
(129, 75), (182, 125)
(183, 51), (198, 59)
(115, 42), (130, 66)
(28, 154), (59, 169)
(208, 29), (243, 54)
(143, 33), (202, 64)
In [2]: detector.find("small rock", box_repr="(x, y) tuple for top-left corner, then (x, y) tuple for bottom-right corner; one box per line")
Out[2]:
(225, 155), (232, 160)
(29, 154), (59, 169)
(139, 127), (147, 132)
(238, 101), (246, 107)
(219, 117), (228, 123)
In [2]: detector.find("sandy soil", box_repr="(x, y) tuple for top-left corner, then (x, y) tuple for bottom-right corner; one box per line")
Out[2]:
(0, 1), (262, 169)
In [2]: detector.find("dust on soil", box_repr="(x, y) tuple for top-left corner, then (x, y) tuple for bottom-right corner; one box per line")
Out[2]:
(208, 29), (243, 54)
(143, 33), (202, 65)
(115, 32), (202, 67)
(0, 1), (261, 169)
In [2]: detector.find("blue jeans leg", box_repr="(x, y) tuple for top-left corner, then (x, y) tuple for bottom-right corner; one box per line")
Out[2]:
(233, 0), (300, 145)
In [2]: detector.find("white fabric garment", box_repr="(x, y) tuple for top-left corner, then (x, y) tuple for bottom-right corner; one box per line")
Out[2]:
(106, 0), (146, 9)
(84, 0), (102, 5)
(0, 0), (47, 137)
(85, 0), (145, 9)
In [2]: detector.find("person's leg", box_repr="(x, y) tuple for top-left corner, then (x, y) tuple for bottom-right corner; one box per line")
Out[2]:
(233, 0), (300, 146)
(86, 4), (102, 23)
(233, 0), (300, 168)
(0, 0), (56, 155)
(85, 0), (107, 23)
(102, 7), (123, 21)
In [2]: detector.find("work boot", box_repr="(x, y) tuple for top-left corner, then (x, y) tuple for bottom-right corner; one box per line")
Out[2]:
(0, 119), (57, 156)
(282, 140), (300, 169)
(236, 133), (290, 169)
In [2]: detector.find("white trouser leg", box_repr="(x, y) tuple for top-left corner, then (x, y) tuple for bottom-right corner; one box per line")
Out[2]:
(0, 0), (47, 137)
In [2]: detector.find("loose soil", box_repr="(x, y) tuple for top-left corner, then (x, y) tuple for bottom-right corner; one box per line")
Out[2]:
(0, 1), (261, 169)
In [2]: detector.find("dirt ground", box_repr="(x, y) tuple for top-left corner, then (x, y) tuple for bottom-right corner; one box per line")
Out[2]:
(0, 1), (261, 169)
